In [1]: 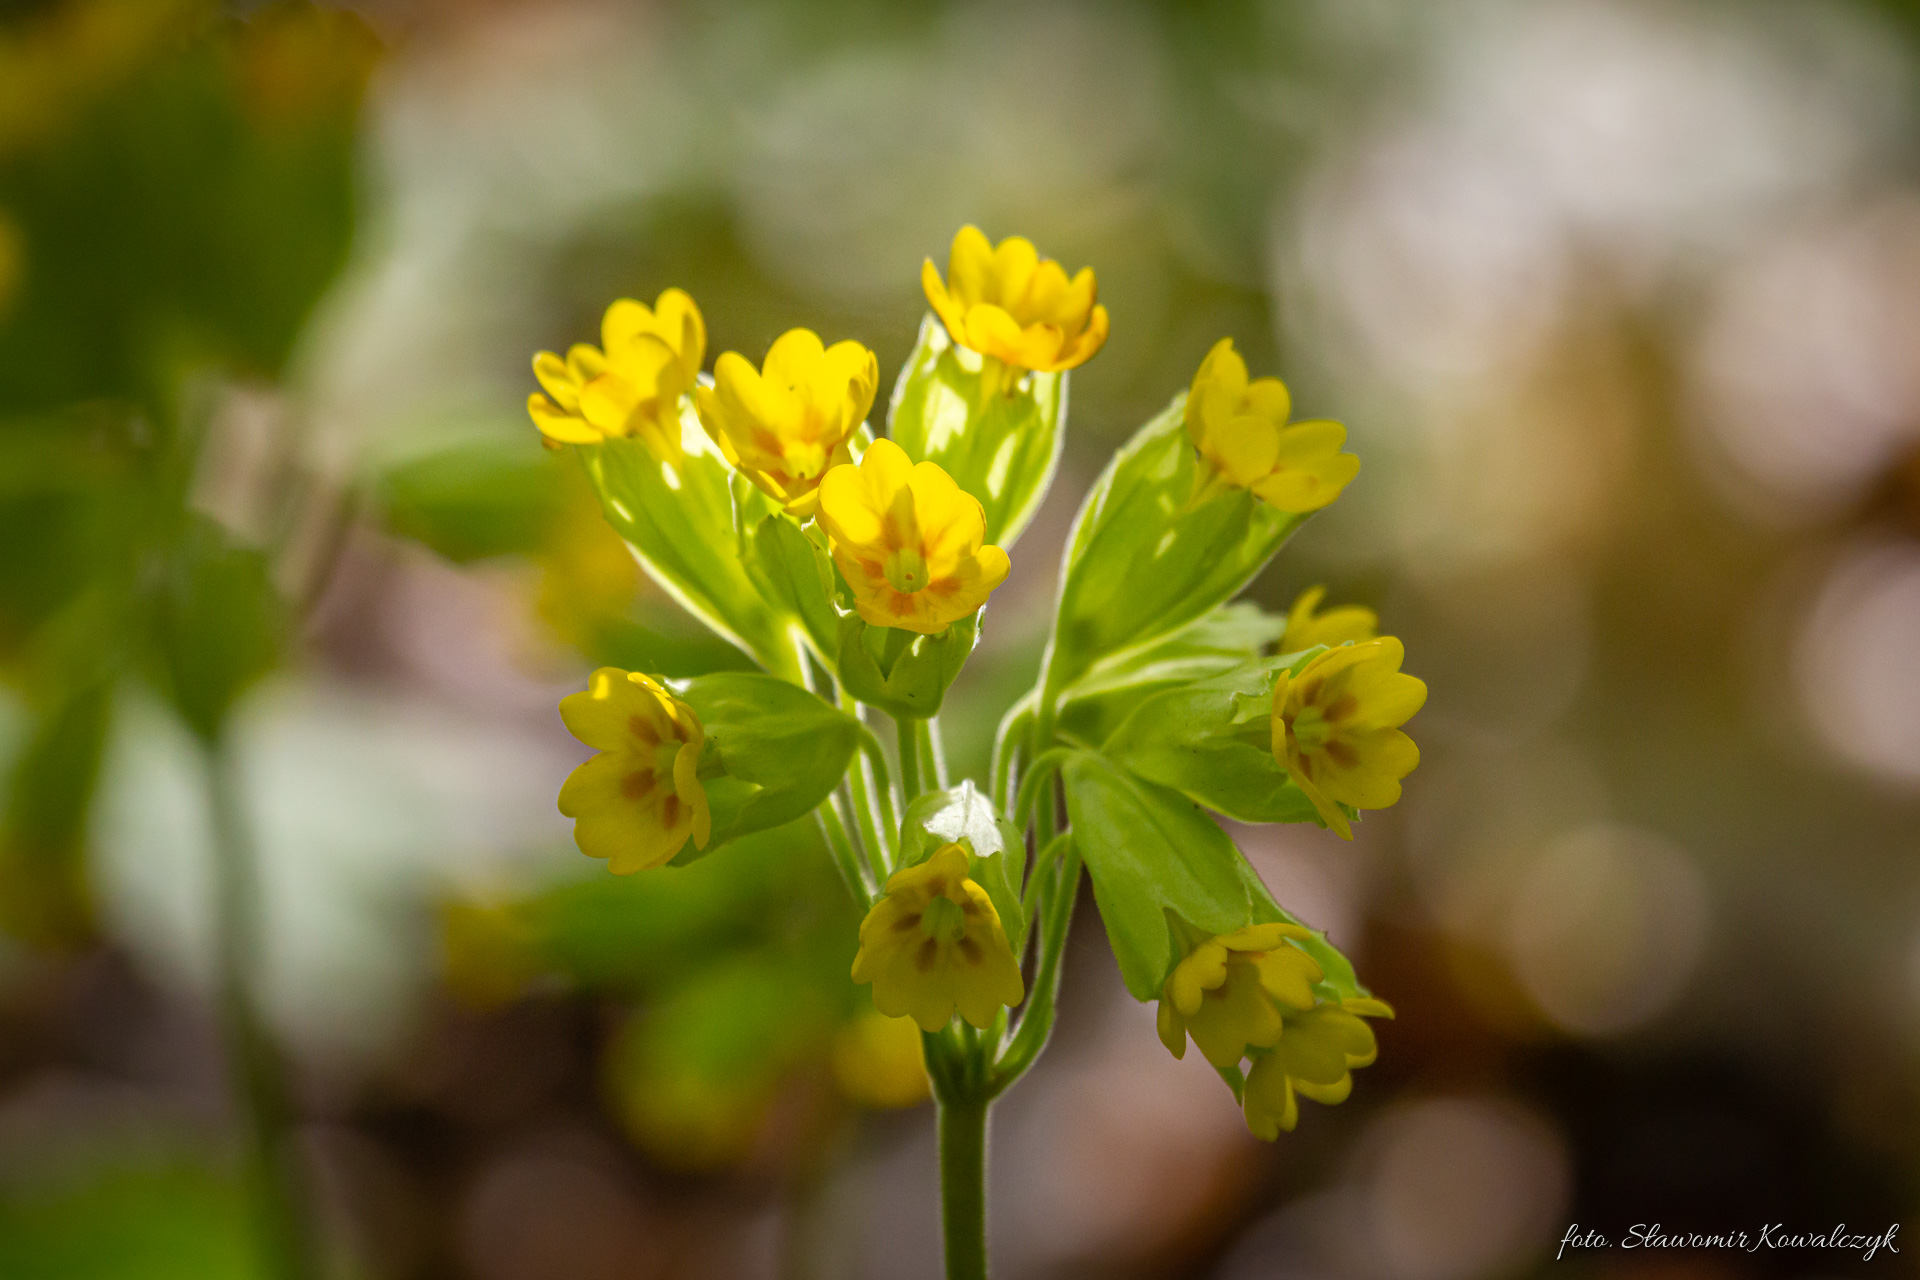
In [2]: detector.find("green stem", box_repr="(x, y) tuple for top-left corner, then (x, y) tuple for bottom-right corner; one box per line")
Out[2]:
(919, 716), (949, 790)
(896, 717), (924, 806)
(990, 695), (1034, 814)
(993, 840), (1081, 1091)
(936, 1092), (989, 1280)
(205, 734), (318, 1280)
(816, 795), (874, 904)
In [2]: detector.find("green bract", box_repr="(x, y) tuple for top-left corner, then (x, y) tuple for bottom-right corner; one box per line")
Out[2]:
(1059, 750), (1250, 999)
(889, 315), (1065, 550)
(836, 611), (978, 720)
(1037, 395), (1304, 720)
(674, 672), (861, 859)
(583, 429), (792, 678)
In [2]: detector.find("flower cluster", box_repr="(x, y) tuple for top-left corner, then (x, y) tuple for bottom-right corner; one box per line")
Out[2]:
(528, 224), (1426, 1188)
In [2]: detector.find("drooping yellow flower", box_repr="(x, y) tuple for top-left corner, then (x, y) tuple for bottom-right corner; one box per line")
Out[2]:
(851, 843), (1025, 1032)
(830, 1008), (931, 1109)
(921, 225), (1110, 377)
(817, 438), (1010, 635)
(528, 289), (706, 461)
(557, 667), (710, 873)
(693, 328), (879, 519)
(1282, 585), (1378, 654)
(1242, 997), (1393, 1140)
(1271, 638), (1425, 839)
(1156, 922), (1323, 1069)
(1185, 338), (1358, 513)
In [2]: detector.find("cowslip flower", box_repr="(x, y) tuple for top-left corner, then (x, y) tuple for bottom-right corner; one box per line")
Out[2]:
(1156, 922), (1323, 1069)
(693, 328), (878, 518)
(528, 289), (705, 461)
(817, 438), (1009, 635)
(921, 225), (1109, 382)
(1282, 585), (1378, 654)
(557, 667), (710, 873)
(1185, 338), (1358, 513)
(830, 1008), (931, 1109)
(851, 843), (1025, 1032)
(1271, 637), (1425, 839)
(1241, 997), (1393, 1140)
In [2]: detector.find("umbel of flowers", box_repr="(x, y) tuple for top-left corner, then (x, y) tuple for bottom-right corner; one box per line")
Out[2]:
(530, 227), (1424, 1280)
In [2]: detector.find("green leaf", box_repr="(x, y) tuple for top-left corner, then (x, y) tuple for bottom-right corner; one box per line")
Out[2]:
(836, 610), (978, 720)
(887, 314), (1065, 548)
(581, 432), (792, 677)
(0, 681), (110, 946)
(1102, 660), (1321, 824)
(896, 780), (1027, 952)
(675, 672), (860, 857)
(1057, 601), (1286, 747)
(1039, 394), (1303, 718)
(1060, 750), (1250, 999)
(152, 516), (285, 742)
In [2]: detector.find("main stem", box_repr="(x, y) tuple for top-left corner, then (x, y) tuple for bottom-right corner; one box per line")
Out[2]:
(206, 734), (318, 1280)
(937, 1092), (989, 1280)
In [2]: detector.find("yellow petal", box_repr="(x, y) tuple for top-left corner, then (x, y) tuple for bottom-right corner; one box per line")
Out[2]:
(529, 394), (601, 445)
(947, 225), (996, 309)
(533, 351), (581, 410)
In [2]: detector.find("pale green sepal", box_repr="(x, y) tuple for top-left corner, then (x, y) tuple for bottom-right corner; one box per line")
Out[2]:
(896, 780), (1028, 953)
(731, 474), (839, 666)
(836, 609), (979, 720)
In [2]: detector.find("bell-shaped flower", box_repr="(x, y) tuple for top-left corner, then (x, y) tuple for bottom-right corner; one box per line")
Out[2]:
(851, 843), (1026, 1032)
(1185, 338), (1358, 513)
(528, 289), (705, 462)
(1271, 637), (1426, 839)
(1156, 922), (1324, 1069)
(693, 328), (878, 519)
(557, 667), (711, 873)
(1241, 997), (1393, 1140)
(817, 438), (1010, 635)
(1282, 585), (1378, 654)
(921, 225), (1109, 378)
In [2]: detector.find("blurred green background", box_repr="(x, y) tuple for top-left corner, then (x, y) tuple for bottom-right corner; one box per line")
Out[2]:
(4, 0), (1920, 1277)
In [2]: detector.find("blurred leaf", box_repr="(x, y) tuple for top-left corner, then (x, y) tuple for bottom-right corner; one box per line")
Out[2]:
(1039, 395), (1302, 719)
(376, 436), (568, 564)
(1060, 748), (1250, 1000)
(152, 514), (285, 741)
(0, 1157), (254, 1280)
(0, 679), (109, 945)
(887, 314), (1065, 549)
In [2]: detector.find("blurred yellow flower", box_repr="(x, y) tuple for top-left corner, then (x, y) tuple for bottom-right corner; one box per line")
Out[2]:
(1185, 338), (1358, 513)
(818, 438), (1009, 635)
(921, 225), (1109, 378)
(1282, 585), (1377, 654)
(1156, 922), (1322, 1069)
(830, 1007), (931, 1109)
(557, 667), (710, 873)
(528, 289), (706, 462)
(693, 328), (878, 519)
(1271, 637), (1425, 840)
(852, 843), (1025, 1032)
(1241, 997), (1393, 1140)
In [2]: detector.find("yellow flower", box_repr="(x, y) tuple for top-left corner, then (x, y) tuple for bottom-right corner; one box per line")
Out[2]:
(528, 289), (706, 462)
(817, 438), (1010, 635)
(1282, 585), (1378, 654)
(830, 1008), (931, 1109)
(851, 843), (1025, 1032)
(693, 328), (879, 519)
(1242, 997), (1393, 1140)
(921, 225), (1110, 378)
(557, 667), (710, 873)
(1185, 338), (1358, 512)
(1271, 638), (1425, 840)
(1156, 922), (1323, 1069)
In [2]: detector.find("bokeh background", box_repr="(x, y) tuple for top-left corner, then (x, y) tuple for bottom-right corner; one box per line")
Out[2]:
(5, 0), (1920, 1276)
